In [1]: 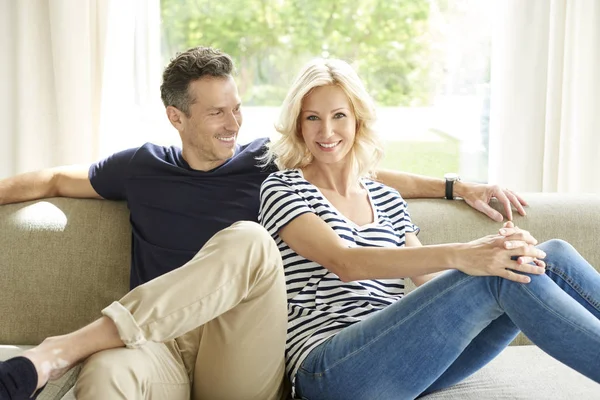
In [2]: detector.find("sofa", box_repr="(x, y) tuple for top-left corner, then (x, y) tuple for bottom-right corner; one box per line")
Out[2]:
(1, 194), (599, 399)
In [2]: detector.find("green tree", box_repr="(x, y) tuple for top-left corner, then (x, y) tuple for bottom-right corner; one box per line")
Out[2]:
(161, 0), (432, 106)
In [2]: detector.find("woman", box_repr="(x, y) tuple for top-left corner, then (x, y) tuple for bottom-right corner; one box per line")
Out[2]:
(258, 58), (600, 399)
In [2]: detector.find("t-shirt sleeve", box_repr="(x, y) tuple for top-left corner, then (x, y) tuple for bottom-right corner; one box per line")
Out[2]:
(88, 147), (139, 200)
(387, 191), (420, 236)
(259, 174), (313, 239)
(399, 202), (420, 235)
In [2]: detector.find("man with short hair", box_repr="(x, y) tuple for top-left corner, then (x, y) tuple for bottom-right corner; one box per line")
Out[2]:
(0, 47), (526, 400)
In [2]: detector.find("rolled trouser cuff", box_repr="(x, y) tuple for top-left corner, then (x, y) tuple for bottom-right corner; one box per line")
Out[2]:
(101, 301), (147, 348)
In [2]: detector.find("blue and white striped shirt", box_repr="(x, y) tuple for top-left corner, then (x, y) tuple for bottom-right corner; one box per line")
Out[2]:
(259, 169), (419, 383)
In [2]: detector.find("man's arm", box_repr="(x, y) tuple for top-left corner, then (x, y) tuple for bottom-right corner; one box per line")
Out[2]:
(0, 164), (101, 205)
(375, 169), (528, 222)
(375, 170), (444, 198)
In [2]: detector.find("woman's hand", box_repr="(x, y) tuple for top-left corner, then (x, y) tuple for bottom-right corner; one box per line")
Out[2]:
(498, 221), (546, 268)
(454, 226), (546, 283)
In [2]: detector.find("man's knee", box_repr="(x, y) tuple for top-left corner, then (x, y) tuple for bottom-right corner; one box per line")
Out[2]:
(231, 220), (273, 244)
(226, 221), (281, 263)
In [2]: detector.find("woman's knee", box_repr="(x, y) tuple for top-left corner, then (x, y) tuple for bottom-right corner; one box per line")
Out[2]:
(537, 239), (577, 264)
(538, 238), (573, 252)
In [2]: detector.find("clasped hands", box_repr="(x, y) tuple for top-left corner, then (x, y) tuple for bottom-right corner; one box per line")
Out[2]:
(458, 221), (546, 284)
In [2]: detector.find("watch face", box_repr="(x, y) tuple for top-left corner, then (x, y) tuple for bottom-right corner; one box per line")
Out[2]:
(444, 173), (459, 181)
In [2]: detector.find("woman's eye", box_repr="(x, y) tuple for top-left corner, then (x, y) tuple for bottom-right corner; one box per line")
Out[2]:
(307, 115), (319, 121)
(334, 112), (346, 119)
(211, 111), (222, 116)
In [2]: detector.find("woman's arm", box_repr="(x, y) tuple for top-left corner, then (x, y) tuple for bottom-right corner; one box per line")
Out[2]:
(404, 233), (444, 287)
(278, 212), (546, 284)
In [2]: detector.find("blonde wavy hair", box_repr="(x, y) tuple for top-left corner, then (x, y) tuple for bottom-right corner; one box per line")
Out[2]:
(262, 58), (384, 178)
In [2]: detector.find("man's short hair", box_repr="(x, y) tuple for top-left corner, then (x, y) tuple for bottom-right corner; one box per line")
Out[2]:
(160, 46), (234, 116)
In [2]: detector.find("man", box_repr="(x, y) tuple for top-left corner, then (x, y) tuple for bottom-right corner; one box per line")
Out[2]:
(0, 47), (526, 400)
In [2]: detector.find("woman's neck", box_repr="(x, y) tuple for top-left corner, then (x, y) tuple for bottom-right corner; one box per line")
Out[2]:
(302, 161), (361, 197)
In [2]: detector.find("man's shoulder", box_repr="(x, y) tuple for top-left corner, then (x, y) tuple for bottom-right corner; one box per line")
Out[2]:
(135, 142), (179, 159)
(238, 137), (270, 152)
(234, 137), (270, 161)
(127, 142), (183, 168)
(224, 137), (276, 174)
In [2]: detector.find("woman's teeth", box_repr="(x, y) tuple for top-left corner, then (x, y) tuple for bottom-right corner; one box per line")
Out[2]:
(318, 141), (340, 148)
(217, 136), (235, 142)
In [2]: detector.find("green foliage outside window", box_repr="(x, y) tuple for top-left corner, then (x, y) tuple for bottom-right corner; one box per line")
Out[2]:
(161, 0), (432, 107)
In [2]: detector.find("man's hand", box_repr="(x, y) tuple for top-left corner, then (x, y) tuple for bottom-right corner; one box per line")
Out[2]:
(455, 182), (528, 222)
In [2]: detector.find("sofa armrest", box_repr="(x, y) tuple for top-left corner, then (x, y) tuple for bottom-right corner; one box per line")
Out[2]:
(0, 199), (131, 345)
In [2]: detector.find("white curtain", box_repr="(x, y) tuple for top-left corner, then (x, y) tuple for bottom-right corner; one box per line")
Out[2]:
(0, 0), (161, 179)
(489, 0), (600, 193)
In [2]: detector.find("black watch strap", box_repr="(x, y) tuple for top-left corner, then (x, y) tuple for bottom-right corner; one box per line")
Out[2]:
(445, 179), (455, 200)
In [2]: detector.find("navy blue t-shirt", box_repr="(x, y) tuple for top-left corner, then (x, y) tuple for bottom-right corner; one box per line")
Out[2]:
(88, 138), (277, 289)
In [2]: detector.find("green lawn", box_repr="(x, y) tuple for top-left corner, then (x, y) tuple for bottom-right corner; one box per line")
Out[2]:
(380, 140), (460, 178)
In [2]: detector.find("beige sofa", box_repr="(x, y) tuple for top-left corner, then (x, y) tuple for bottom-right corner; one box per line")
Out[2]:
(1, 194), (599, 399)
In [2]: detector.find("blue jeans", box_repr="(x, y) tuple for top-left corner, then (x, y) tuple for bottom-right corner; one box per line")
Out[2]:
(294, 239), (600, 400)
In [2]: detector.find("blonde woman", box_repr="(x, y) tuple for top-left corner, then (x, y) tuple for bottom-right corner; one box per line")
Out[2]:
(258, 59), (600, 399)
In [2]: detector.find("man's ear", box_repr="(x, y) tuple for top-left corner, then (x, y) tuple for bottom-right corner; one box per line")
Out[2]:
(166, 106), (185, 130)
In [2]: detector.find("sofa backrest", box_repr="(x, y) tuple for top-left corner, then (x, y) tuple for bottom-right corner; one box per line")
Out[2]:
(1, 194), (599, 345)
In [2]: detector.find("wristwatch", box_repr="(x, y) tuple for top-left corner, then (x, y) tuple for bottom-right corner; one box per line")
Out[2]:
(444, 173), (460, 200)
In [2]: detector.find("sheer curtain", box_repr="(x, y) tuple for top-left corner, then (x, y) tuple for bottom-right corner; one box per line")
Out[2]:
(489, 0), (600, 193)
(0, 0), (161, 179)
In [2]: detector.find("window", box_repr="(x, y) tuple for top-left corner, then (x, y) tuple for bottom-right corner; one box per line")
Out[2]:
(160, 0), (491, 182)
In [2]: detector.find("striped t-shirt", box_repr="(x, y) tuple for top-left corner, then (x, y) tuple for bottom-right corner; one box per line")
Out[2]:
(258, 169), (419, 383)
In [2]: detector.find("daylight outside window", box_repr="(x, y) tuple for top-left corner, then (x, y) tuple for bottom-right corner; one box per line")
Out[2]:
(159, 0), (491, 182)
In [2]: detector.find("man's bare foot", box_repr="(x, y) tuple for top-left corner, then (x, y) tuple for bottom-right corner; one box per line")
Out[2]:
(21, 336), (79, 390)
(17, 316), (125, 393)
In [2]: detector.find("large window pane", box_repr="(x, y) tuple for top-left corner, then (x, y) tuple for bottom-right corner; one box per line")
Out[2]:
(161, 0), (490, 181)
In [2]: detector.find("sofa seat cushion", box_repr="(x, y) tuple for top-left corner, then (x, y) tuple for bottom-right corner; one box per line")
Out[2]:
(4, 344), (598, 399)
(422, 345), (599, 399)
(0, 345), (80, 400)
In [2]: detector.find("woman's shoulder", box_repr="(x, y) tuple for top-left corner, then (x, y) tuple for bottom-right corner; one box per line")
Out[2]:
(261, 169), (306, 194)
(264, 169), (304, 184)
(362, 178), (403, 199)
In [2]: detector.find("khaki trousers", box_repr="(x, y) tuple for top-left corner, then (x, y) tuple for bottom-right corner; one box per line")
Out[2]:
(74, 221), (289, 400)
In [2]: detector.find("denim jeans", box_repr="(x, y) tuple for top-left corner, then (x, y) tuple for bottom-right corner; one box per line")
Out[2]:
(294, 239), (600, 400)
